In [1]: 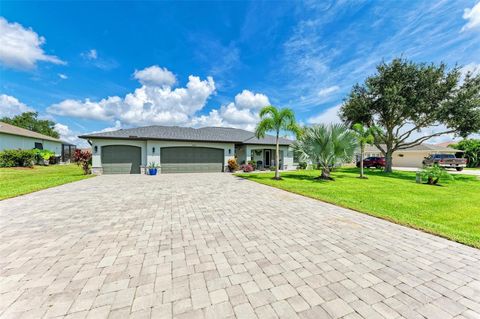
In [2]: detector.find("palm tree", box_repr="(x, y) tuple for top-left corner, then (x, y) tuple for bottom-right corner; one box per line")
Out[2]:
(255, 106), (301, 180)
(293, 124), (356, 180)
(352, 123), (380, 178)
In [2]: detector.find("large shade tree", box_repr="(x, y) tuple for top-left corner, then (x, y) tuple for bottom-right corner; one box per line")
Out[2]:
(293, 124), (356, 180)
(341, 58), (480, 172)
(255, 106), (300, 180)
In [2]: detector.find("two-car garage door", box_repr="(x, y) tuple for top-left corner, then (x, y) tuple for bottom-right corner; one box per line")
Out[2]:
(161, 147), (224, 173)
(101, 145), (224, 174)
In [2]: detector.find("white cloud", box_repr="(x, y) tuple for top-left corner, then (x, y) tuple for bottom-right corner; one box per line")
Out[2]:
(190, 90), (270, 131)
(82, 49), (98, 60)
(0, 94), (34, 117)
(47, 66), (216, 126)
(307, 104), (342, 124)
(461, 62), (480, 77)
(234, 90), (270, 110)
(462, 2), (480, 32)
(0, 17), (65, 69)
(58, 73), (68, 80)
(54, 123), (89, 147)
(318, 86), (339, 97)
(133, 65), (176, 87)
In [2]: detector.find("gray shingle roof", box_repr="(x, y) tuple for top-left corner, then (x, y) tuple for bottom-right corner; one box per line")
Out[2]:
(79, 125), (293, 145)
(0, 121), (65, 143)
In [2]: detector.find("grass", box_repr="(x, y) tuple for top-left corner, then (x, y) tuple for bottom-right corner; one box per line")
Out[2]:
(0, 164), (93, 200)
(236, 168), (480, 248)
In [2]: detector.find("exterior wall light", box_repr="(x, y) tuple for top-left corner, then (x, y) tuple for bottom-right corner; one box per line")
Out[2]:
(94, 146), (98, 153)
(229, 149), (232, 155)
(152, 147), (156, 154)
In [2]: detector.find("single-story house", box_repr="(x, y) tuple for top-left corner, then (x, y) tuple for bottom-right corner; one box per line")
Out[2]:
(358, 143), (461, 168)
(0, 121), (75, 162)
(79, 125), (296, 174)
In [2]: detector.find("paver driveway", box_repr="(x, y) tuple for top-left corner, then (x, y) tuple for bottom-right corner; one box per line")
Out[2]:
(0, 173), (479, 319)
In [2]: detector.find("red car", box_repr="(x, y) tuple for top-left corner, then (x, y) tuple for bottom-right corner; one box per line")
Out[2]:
(356, 157), (386, 168)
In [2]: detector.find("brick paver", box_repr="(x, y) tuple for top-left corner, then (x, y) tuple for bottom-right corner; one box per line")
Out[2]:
(0, 173), (479, 318)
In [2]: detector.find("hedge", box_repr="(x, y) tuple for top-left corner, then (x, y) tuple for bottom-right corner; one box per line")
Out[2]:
(0, 149), (37, 167)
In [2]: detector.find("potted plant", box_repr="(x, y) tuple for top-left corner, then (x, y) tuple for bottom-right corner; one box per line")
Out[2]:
(148, 162), (158, 175)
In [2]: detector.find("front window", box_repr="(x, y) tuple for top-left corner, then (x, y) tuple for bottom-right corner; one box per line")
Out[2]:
(34, 142), (43, 150)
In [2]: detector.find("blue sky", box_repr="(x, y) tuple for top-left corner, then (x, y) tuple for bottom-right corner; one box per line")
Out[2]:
(0, 0), (479, 146)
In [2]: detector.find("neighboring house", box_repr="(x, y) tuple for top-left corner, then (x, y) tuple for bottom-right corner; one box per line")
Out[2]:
(0, 121), (75, 162)
(357, 143), (461, 168)
(79, 125), (295, 174)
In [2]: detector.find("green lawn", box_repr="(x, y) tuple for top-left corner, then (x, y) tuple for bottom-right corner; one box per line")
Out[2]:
(0, 164), (93, 200)
(236, 168), (480, 248)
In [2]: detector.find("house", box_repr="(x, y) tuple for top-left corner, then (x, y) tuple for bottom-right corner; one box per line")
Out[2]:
(358, 143), (461, 168)
(0, 121), (75, 162)
(79, 125), (296, 174)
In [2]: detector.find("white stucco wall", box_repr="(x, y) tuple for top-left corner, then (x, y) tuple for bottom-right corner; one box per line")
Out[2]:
(245, 145), (295, 170)
(0, 133), (62, 155)
(89, 138), (234, 174)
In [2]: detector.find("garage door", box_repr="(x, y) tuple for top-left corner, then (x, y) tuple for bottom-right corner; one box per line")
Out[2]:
(161, 147), (224, 173)
(101, 145), (141, 174)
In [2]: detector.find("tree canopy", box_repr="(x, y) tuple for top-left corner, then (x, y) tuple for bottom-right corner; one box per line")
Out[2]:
(340, 58), (480, 172)
(1, 112), (60, 139)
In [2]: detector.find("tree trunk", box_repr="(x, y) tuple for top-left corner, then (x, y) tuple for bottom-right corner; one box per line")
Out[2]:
(319, 167), (333, 180)
(359, 143), (365, 178)
(274, 133), (280, 180)
(384, 149), (393, 173)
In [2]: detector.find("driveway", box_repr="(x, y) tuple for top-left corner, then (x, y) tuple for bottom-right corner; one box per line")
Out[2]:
(0, 174), (479, 319)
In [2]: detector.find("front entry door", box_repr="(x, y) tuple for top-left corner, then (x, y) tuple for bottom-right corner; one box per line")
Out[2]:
(264, 150), (271, 167)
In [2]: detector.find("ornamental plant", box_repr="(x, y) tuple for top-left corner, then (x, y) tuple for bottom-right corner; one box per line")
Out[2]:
(241, 164), (254, 172)
(227, 158), (239, 172)
(420, 164), (453, 185)
(73, 149), (92, 175)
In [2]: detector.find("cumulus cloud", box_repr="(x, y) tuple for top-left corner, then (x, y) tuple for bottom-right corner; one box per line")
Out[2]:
(462, 2), (480, 32)
(0, 94), (34, 117)
(307, 104), (342, 124)
(58, 73), (68, 80)
(134, 65), (176, 87)
(54, 123), (90, 147)
(47, 66), (216, 126)
(190, 90), (270, 131)
(0, 17), (65, 69)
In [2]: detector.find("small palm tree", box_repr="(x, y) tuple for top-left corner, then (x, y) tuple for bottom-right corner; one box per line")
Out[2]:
(352, 123), (380, 178)
(293, 124), (356, 180)
(255, 106), (301, 180)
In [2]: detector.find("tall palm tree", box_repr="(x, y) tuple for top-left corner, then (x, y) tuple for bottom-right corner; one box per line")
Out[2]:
(255, 106), (301, 180)
(293, 124), (356, 180)
(352, 123), (380, 178)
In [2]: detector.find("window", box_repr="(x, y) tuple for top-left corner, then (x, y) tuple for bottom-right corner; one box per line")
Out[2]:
(34, 142), (43, 150)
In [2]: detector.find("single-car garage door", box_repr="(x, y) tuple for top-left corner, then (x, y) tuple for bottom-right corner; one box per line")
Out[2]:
(161, 147), (224, 173)
(102, 145), (141, 174)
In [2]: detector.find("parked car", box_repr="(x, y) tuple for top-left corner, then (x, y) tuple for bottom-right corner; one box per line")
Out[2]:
(422, 154), (467, 171)
(356, 157), (385, 168)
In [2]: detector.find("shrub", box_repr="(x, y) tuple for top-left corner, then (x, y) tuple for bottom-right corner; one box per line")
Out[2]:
(33, 149), (55, 165)
(227, 158), (239, 172)
(247, 160), (257, 169)
(298, 162), (307, 170)
(241, 164), (254, 172)
(270, 165), (277, 171)
(73, 149), (92, 175)
(0, 149), (36, 167)
(420, 164), (453, 185)
(451, 139), (480, 168)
